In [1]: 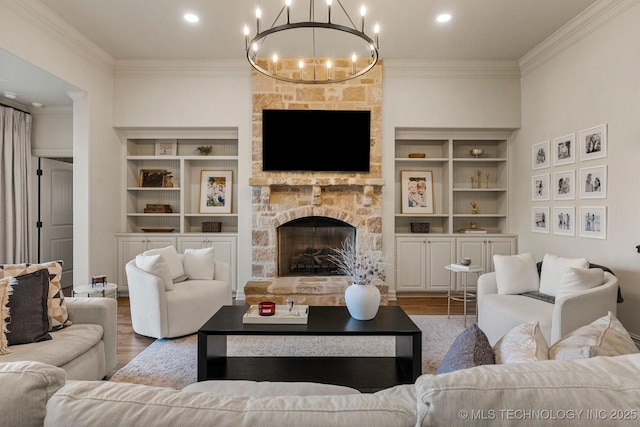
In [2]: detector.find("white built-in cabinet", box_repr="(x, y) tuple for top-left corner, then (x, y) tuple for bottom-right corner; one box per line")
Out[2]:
(115, 128), (239, 295)
(394, 129), (517, 293)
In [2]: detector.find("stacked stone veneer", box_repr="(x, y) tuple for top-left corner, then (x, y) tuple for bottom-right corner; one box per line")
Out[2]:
(247, 58), (385, 305)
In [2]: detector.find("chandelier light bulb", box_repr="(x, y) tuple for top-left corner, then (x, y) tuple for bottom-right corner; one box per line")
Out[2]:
(326, 60), (332, 69)
(374, 23), (380, 47)
(272, 54), (278, 63)
(286, 0), (292, 5)
(243, 25), (250, 50)
(299, 60), (304, 69)
(351, 54), (357, 74)
(252, 42), (259, 53)
(360, 5), (366, 31)
(256, 7), (262, 32)
(286, 0), (292, 22)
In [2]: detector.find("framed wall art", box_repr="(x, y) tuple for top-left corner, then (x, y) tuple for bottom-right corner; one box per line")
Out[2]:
(579, 124), (607, 161)
(580, 165), (607, 199)
(532, 140), (550, 170)
(531, 174), (550, 201)
(552, 133), (575, 166)
(138, 169), (170, 187)
(531, 207), (549, 233)
(401, 170), (434, 214)
(553, 169), (575, 200)
(155, 140), (177, 156)
(580, 206), (606, 239)
(199, 170), (232, 214)
(553, 206), (575, 236)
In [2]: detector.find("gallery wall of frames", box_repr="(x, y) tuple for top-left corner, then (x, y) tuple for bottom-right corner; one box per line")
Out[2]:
(530, 124), (607, 239)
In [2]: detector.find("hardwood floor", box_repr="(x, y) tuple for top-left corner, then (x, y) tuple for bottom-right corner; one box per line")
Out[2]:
(116, 294), (471, 367)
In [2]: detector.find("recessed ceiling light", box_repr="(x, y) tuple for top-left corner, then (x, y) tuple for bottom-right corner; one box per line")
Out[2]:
(184, 13), (199, 23)
(2, 92), (17, 99)
(31, 102), (44, 108)
(436, 13), (452, 23)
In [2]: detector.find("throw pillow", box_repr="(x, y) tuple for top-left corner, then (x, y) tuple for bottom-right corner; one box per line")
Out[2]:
(493, 253), (539, 295)
(538, 254), (589, 297)
(436, 323), (495, 374)
(143, 246), (184, 280)
(555, 267), (604, 300)
(549, 311), (639, 360)
(493, 321), (549, 364)
(136, 254), (175, 291)
(0, 277), (12, 355)
(0, 261), (71, 331)
(6, 269), (52, 345)
(183, 247), (216, 280)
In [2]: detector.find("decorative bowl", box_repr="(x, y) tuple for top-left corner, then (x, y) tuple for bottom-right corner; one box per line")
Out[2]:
(459, 258), (472, 266)
(470, 148), (484, 158)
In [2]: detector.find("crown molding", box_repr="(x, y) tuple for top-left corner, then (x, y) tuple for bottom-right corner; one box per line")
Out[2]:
(383, 59), (520, 79)
(30, 105), (72, 115)
(520, 0), (640, 76)
(114, 59), (249, 78)
(5, 0), (114, 74)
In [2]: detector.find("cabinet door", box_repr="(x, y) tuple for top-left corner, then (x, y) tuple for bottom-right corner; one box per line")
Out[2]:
(176, 237), (209, 252)
(456, 238), (486, 291)
(486, 237), (517, 272)
(425, 238), (455, 291)
(395, 237), (427, 291)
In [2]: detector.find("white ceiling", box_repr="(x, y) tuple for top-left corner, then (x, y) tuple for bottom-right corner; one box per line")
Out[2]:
(1, 0), (598, 108)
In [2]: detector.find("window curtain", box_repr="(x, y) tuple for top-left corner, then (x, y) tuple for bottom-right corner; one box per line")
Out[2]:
(0, 106), (32, 263)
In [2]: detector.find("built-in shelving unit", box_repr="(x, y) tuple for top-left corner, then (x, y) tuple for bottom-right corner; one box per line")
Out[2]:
(115, 128), (239, 295)
(393, 128), (517, 292)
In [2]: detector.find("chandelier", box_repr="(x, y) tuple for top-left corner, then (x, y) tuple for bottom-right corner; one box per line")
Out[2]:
(244, 0), (380, 84)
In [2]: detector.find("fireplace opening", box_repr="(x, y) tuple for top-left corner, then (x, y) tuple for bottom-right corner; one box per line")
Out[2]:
(277, 216), (356, 276)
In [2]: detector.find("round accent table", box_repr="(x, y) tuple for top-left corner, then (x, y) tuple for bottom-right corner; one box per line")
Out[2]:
(445, 264), (484, 327)
(72, 282), (118, 299)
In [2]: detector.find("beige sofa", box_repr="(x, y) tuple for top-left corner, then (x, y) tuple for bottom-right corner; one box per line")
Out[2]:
(0, 297), (117, 380)
(3, 353), (639, 426)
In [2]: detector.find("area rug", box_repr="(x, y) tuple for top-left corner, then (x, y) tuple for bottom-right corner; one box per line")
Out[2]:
(110, 315), (468, 389)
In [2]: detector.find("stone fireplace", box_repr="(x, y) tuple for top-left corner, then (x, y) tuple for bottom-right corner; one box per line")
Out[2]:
(246, 59), (385, 305)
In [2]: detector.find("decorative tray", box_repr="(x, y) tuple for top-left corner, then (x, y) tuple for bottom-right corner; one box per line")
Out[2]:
(242, 305), (309, 324)
(141, 228), (175, 233)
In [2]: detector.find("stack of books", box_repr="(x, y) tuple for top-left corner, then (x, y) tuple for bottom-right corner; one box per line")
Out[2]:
(458, 227), (487, 234)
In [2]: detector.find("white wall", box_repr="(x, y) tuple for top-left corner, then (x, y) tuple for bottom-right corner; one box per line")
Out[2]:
(31, 108), (73, 154)
(0, 1), (119, 286)
(513, 1), (640, 336)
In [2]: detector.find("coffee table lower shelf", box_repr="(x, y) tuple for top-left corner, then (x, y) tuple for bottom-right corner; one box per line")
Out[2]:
(201, 356), (416, 392)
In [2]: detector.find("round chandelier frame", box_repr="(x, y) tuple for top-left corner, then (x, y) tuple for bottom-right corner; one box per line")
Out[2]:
(244, 0), (380, 84)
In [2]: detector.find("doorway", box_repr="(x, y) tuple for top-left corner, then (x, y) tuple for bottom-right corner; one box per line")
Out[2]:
(36, 157), (73, 289)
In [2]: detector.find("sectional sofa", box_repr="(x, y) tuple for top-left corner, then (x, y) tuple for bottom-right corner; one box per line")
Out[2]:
(3, 353), (639, 426)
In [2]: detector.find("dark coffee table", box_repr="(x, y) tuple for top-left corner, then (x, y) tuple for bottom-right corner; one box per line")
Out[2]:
(197, 305), (422, 392)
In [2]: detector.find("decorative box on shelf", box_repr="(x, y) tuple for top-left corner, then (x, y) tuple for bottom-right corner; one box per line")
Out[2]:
(242, 305), (309, 324)
(202, 222), (222, 232)
(143, 204), (173, 213)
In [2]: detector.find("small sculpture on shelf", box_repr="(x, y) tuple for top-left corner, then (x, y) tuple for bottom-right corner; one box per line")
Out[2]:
(470, 201), (478, 214)
(477, 170), (481, 188)
(485, 172), (490, 189)
(196, 145), (213, 155)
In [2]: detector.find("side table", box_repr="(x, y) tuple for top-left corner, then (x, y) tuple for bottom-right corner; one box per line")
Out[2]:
(445, 264), (484, 327)
(72, 282), (118, 299)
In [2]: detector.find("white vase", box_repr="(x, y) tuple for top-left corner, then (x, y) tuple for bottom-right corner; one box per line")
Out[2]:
(345, 283), (381, 320)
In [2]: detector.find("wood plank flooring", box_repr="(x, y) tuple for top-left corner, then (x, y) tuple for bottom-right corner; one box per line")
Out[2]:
(116, 295), (470, 367)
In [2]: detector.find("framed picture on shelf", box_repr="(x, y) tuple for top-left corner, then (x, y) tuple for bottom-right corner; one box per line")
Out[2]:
(531, 174), (550, 201)
(155, 140), (177, 156)
(579, 124), (607, 161)
(531, 207), (549, 233)
(138, 169), (169, 187)
(580, 206), (606, 239)
(553, 170), (575, 200)
(532, 140), (550, 170)
(199, 170), (232, 214)
(553, 206), (575, 236)
(580, 165), (607, 199)
(401, 170), (434, 214)
(552, 134), (575, 166)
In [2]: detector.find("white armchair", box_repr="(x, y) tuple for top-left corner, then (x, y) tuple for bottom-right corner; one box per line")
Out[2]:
(125, 257), (232, 339)
(477, 270), (619, 346)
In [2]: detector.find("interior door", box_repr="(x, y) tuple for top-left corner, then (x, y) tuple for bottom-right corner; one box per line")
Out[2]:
(39, 158), (73, 287)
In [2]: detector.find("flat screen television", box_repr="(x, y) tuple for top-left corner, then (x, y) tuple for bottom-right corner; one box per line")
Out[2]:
(262, 109), (371, 172)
